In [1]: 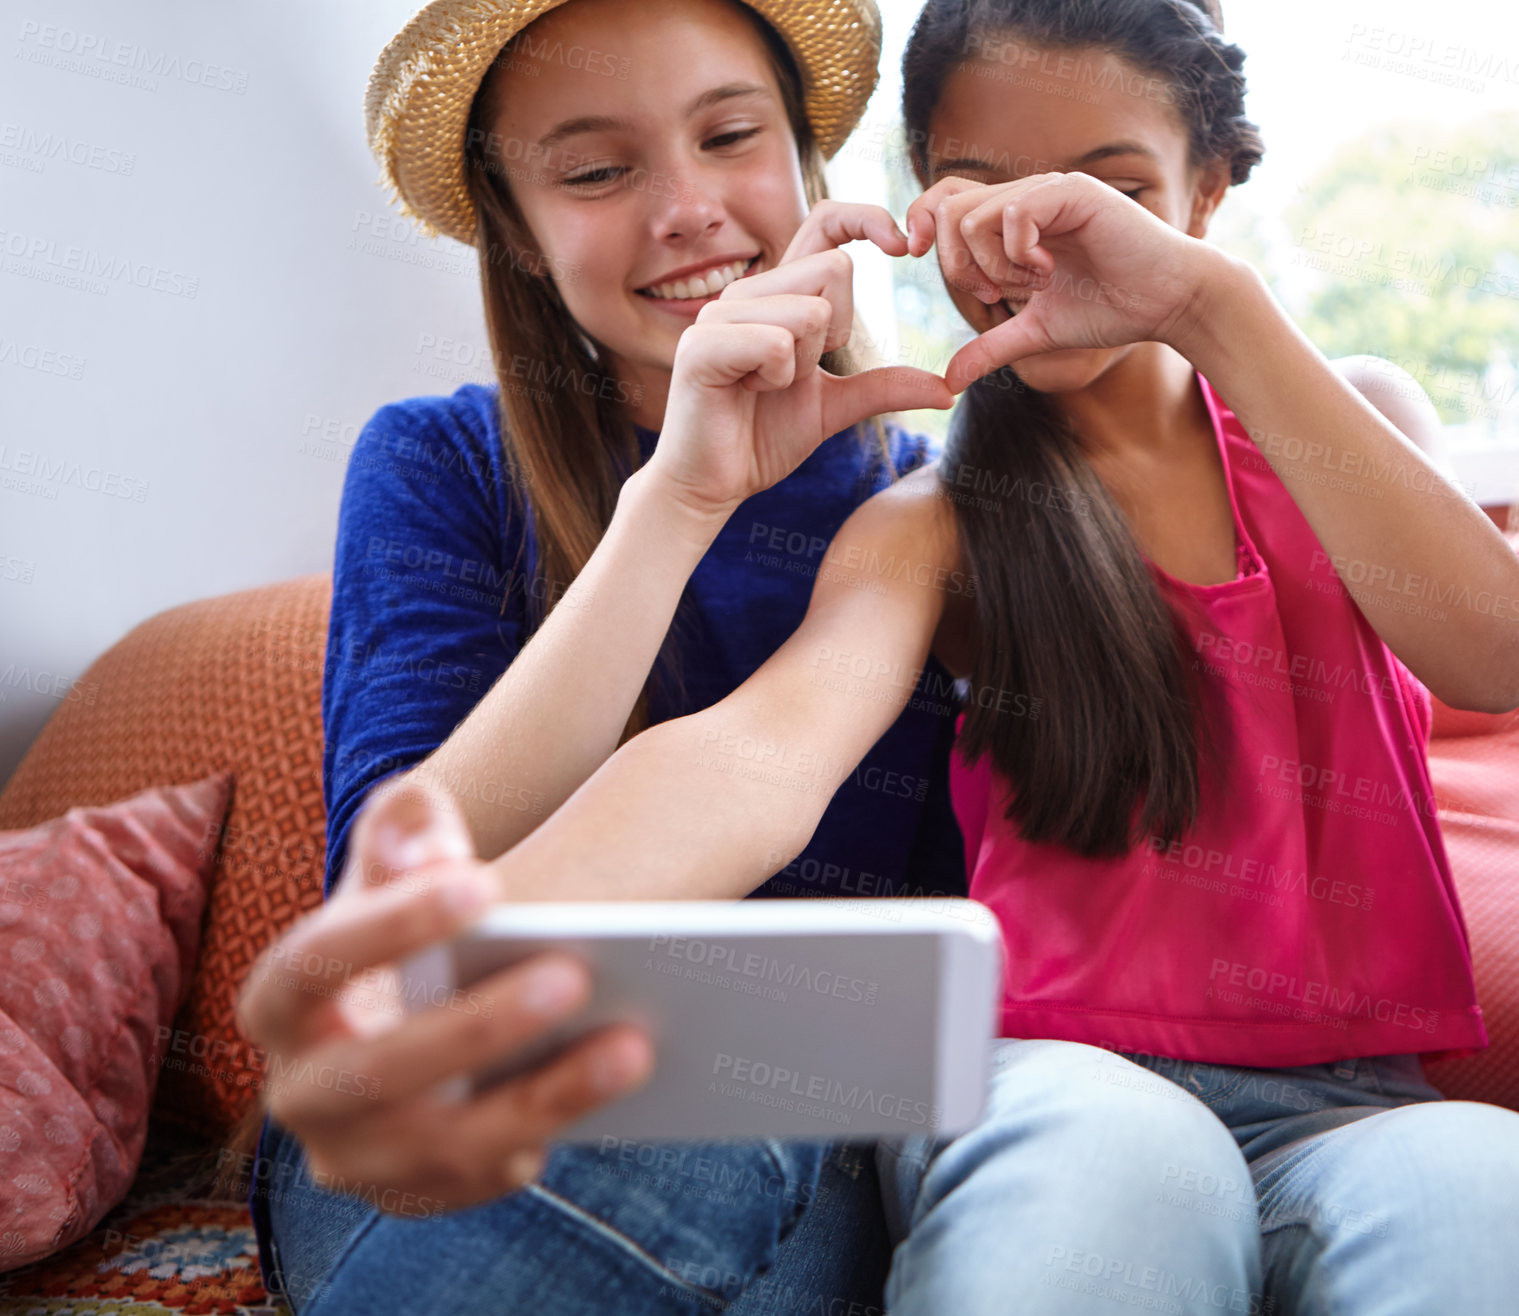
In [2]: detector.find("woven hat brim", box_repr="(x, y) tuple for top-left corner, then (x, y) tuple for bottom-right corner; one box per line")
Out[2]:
(365, 0), (882, 246)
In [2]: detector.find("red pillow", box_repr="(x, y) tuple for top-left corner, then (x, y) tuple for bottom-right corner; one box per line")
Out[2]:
(1424, 716), (1519, 1109)
(0, 773), (231, 1272)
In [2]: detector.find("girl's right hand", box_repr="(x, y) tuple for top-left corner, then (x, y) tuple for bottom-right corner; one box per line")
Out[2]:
(235, 781), (654, 1212)
(643, 200), (955, 522)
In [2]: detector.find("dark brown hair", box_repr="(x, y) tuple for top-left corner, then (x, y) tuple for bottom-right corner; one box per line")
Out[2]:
(903, 0), (1264, 857)
(462, 0), (890, 741)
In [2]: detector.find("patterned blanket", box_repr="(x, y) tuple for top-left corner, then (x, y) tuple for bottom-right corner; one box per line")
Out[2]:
(0, 1121), (288, 1316)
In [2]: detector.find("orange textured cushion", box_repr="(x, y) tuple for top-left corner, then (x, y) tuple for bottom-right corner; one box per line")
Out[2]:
(0, 576), (331, 1136)
(0, 774), (230, 1272)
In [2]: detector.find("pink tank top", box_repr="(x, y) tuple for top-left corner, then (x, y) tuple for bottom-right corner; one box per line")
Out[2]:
(951, 372), (1487, 1067)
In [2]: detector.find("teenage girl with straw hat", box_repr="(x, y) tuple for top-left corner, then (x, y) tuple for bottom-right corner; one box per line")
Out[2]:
(237, 0), (970, 1311)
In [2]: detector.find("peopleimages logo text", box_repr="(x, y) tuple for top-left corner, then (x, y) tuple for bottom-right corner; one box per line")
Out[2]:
(711, 1053), (937, 1127)
(1207, 960), (1440, 1033)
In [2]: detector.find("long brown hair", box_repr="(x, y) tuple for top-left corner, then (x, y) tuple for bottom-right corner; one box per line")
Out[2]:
(463, 0), (890, 741)
(903, 0), (1264, 857)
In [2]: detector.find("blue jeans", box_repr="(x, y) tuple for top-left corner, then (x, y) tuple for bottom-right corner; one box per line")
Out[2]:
(877, 1038), (1519, 1314)
(255, 1116), (893, 1314)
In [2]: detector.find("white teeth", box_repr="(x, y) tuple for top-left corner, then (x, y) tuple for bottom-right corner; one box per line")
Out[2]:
(642, 258), (752, 301)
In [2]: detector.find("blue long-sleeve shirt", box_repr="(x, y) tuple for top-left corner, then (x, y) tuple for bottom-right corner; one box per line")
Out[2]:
(318, 381), (967, 903)
(254, 382), (967, 1287)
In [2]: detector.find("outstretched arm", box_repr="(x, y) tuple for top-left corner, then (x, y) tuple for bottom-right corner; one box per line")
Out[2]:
(481, 466), (960, 903)
(233, 469), (958, 1212)
(1169, 265), (1519, 712)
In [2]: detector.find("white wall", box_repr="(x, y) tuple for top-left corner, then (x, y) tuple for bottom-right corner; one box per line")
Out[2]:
(4, 0), (1517, 790)
(0, 1), (495, 787)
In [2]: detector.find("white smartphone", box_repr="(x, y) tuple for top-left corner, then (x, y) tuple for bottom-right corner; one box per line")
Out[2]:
(401, 898), (1004, 1143)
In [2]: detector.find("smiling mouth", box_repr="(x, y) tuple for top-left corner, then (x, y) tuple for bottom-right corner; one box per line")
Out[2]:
(636, 255), (760, 304)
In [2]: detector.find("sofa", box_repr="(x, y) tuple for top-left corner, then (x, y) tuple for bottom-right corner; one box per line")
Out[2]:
(0, 572), (1515, 1312)
(0, 574), (333, 1313)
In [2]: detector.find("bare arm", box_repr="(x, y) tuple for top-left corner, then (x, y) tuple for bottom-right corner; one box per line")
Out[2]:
(229, 467), (956, 1217)
(479, 467), (960, 902)
(1178, 262), (1519, 713)
(1329, 355), (1447, 451)
(403, 467), (723, 861)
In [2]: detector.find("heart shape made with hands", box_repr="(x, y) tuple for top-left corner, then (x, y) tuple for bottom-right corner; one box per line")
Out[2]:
(669, 178), (1202, 506)
(883, 171), (1199, 394)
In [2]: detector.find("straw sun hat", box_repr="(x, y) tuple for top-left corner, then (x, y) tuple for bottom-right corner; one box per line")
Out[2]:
(364, 0), (884, 246)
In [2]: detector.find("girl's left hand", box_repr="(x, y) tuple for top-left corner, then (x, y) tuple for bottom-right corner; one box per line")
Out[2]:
(905, 173), (1225, 393)
(644, 201), (954, 523)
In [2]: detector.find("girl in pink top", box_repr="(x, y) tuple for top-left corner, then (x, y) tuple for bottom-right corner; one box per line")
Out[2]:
(241, 0), (1519, 1310)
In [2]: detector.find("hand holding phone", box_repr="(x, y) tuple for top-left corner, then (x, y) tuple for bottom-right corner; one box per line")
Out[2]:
(235, 781), (654, 1212)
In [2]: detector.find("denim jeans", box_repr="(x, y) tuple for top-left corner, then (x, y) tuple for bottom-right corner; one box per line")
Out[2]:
(877, 1037), (1519, 1314)
(255, 1115), (893, 1314)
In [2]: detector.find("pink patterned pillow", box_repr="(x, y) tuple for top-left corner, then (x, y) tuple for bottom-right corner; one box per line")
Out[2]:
(0, 773), (232, 1271)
